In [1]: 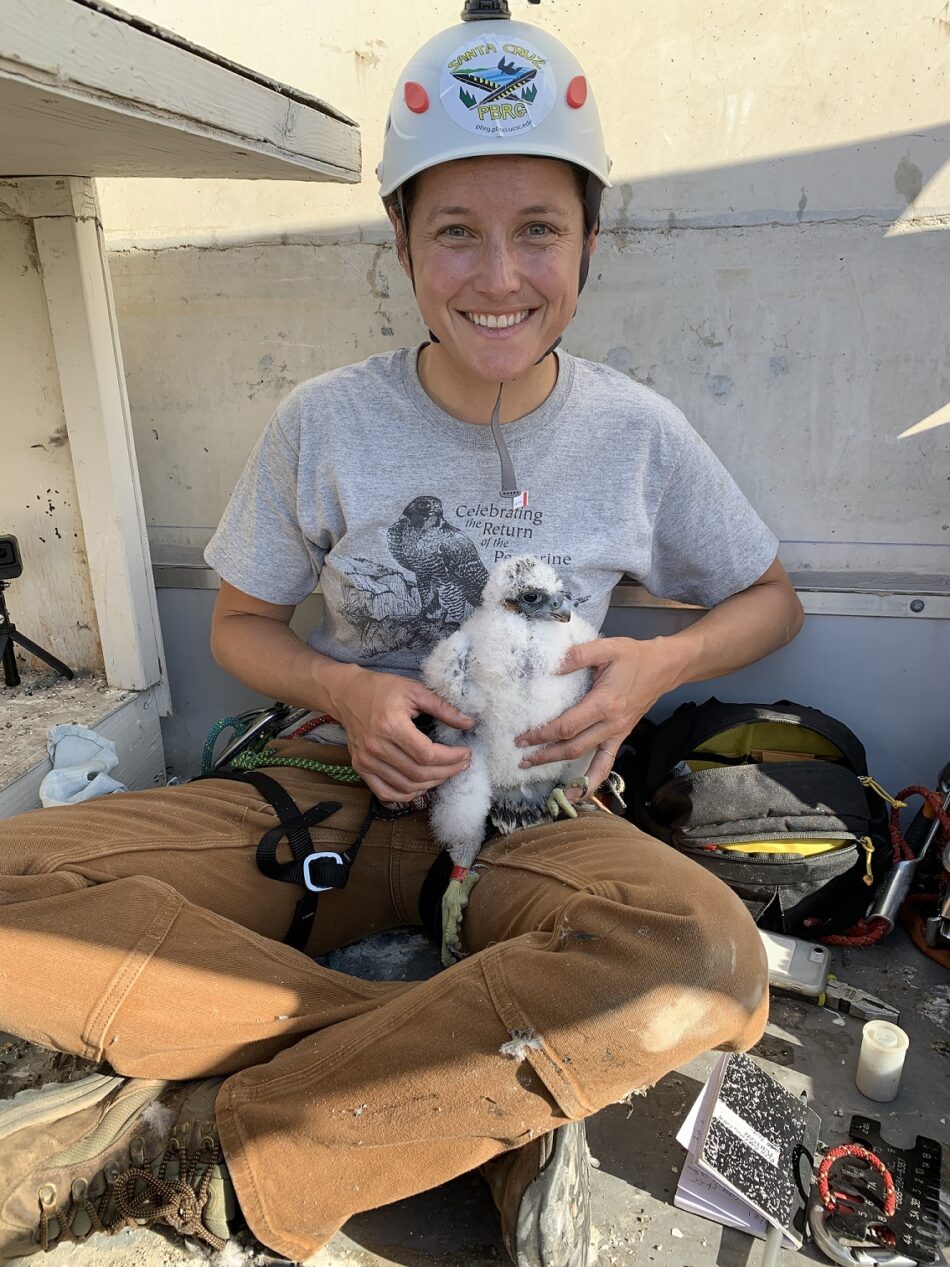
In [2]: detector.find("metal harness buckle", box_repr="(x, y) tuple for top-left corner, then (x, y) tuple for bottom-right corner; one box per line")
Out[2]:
(303, 850), (347, 893)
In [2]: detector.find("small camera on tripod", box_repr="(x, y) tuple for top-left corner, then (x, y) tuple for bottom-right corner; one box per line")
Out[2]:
(0, 535), (23, 581)
(0, 533), (73, 687)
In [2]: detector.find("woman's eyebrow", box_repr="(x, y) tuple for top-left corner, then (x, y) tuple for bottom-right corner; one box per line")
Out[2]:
(424, 202), (569, 224)
(424, 205), (473, 223)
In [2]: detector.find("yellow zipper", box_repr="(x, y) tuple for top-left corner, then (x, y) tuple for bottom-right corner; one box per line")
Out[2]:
(860, 836), (876, 886)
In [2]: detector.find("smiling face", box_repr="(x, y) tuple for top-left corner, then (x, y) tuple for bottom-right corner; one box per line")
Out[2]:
(394, 156), (592, 392)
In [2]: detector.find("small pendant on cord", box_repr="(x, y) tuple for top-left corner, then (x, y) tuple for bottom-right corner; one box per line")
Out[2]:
(508, 490), (529, 510)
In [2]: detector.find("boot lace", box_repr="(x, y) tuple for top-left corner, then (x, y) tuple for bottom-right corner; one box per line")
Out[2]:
(37, 1124), (226, 1252)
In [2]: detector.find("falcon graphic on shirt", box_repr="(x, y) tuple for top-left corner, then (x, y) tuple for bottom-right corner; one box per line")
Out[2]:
(387, 495), (488, 626)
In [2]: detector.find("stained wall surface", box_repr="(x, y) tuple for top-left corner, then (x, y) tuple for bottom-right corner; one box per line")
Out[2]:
(96, 0), (950, 581)
(0, 218), (103, 673)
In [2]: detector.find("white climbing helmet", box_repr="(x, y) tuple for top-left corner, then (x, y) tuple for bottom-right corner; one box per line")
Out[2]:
(377, 14), (611, 200)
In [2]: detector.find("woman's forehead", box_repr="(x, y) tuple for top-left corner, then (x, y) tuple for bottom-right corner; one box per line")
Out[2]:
(413, 155), (582, 207)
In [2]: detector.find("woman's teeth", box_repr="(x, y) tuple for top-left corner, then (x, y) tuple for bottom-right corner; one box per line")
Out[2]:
(465, 310), (530, 328)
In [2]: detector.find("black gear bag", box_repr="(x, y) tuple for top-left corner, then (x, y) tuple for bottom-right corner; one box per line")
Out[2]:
(617, 699), (895, 938)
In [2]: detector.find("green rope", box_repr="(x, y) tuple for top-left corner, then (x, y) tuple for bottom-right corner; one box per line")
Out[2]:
(228, 747), (363, 784)
(201, 716), (248, 777)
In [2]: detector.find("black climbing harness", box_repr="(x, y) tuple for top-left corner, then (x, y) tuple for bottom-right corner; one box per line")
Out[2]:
(191, 766), (374, 951)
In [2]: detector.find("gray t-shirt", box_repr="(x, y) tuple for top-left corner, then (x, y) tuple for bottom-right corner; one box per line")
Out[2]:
(205, 346), (777, 678)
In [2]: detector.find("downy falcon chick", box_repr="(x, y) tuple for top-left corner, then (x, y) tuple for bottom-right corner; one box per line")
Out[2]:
(421, 555), (597, 965)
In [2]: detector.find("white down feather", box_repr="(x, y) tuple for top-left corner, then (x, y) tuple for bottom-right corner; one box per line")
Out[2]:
(421, 554), (597, 871)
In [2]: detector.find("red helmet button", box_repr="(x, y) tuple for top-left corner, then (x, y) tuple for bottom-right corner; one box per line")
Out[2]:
(404, 82), (430, 114)
(566, 76), (588, 109)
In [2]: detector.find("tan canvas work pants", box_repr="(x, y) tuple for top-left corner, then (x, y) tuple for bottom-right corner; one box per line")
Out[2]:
(0, 739), (768, 1261)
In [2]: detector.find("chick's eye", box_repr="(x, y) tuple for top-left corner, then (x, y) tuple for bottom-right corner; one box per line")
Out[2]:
(520, 590), (541, 605)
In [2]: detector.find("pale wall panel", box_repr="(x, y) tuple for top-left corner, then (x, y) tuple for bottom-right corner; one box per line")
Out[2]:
(0, 219), (103, 673)
(96, 0), (950, 246)
(96, 0), (949, 580)
(107, 221), (950, 578)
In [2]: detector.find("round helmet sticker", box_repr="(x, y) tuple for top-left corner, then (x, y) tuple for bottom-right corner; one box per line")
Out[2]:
(440, 32), (556, 138)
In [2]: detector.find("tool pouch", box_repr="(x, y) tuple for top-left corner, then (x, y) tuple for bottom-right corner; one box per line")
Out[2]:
(618, 699), (894, 938)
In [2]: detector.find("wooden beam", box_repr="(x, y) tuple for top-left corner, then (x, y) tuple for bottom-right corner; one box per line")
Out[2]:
(0, 0), (360, 181)
(0, 177), (97, 221)
(30, 177), (171, 708)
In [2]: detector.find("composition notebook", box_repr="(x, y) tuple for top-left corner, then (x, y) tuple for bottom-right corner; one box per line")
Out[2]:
(675, 1051), (821, 1248)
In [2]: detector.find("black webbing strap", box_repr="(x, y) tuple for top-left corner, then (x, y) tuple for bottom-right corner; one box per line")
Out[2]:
(193, 767), (373, 951)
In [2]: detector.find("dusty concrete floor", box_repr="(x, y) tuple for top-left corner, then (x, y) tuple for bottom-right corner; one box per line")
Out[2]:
(0, 667), (132, 784)
(1, 927), (947, 1267)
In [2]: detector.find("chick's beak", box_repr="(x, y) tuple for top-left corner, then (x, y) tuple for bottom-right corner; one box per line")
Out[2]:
(545, 595), (571, 622)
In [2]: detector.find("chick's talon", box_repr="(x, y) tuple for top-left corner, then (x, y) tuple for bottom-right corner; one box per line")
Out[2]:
(547, 776), (589, 820)
(440, 869), (480, 967)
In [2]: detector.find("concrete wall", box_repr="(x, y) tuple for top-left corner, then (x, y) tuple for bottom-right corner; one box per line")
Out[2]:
(157, 587), (946, 794)
(85, 0), (950, 784)
(95, 0), (950, 579)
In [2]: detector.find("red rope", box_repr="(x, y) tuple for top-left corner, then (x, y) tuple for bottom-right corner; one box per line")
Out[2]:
(822, 786), (950, 947)
(288, 714), (338, 738)
(816, 1143), (897, 1217)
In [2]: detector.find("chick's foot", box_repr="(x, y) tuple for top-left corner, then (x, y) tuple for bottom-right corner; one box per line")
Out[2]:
(441, 867), (480, 967)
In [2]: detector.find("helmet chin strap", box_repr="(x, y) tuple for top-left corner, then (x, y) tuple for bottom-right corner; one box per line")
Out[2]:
(489, 383), (520, 498)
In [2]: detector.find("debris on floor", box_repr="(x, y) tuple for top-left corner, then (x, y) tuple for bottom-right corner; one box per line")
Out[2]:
(1, 667), (131, 785)
(1, 927), (947, 1266)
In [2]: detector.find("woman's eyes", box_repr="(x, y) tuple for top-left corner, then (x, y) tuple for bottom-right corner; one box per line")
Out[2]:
(437, 222), (557, 241)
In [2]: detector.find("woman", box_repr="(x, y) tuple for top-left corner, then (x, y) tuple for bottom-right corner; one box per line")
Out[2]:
(0, 10), (801, 1267)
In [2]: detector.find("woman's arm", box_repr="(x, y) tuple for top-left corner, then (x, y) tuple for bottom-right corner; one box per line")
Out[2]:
(516, 557), (804, 792)
(210, 581), (474, 801)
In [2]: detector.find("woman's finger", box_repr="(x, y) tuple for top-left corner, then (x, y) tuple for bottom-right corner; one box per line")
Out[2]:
(518, 720), (620, 769)
(356, 737), (471, 796)
(356, 755), (440, 801)
(389, 719), (472, 770)
(516, 692), (611, 750)
(373, 735), (470, 784)
(582, 741), (625, 797)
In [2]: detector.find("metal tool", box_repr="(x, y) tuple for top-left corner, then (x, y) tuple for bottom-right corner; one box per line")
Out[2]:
(808, 1203), (916, 1267)
(808, 1116), (948, 1267)
(924, 884), (950, 948)
(866, 762), (950, 934)
(823, 978), (900, 1024)
(210, 703), (309, 772)
(808, 1204), (914, 1267)
(922, 755), (950, 947)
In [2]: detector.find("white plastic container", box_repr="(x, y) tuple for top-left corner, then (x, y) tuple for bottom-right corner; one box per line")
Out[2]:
(855, 1020), (909, 1102)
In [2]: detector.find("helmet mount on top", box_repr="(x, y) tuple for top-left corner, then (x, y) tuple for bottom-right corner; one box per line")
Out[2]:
(461, 0), (540, 19)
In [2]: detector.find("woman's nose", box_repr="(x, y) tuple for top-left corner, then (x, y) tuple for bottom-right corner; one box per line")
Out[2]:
(474, 238), (520, 297)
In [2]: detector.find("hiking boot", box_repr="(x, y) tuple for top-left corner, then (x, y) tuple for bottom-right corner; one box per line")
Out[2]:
(481, 1119), (592, 1267)
(0, 1072), (235, 1260)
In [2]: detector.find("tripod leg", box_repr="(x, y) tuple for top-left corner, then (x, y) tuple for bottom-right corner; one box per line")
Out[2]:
(9, 631), (73, 680)
(0, 631), (20, 688)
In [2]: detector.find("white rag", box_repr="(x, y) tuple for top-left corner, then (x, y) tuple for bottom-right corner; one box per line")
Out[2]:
(39, 724), (127, 808)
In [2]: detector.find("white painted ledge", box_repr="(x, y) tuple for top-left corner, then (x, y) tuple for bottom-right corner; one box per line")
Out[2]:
(0, 0), (359, 181)
(0, 682), (166, 819)
(149, 549), (950, 621)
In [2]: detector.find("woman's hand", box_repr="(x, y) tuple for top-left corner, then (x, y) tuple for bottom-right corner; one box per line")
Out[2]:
(515, 637), (678, 796)
(515, 562), (804, 797)
(327, 665), (474, 803)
